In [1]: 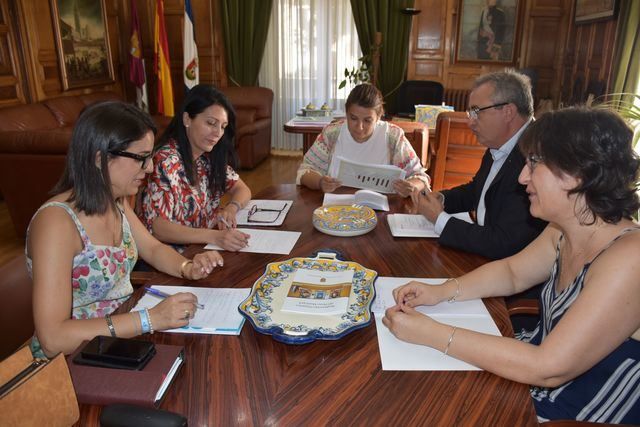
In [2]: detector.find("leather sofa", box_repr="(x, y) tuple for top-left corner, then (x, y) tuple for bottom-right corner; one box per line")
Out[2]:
(219, 86), (273, 169)
(0, 92), (170, 239)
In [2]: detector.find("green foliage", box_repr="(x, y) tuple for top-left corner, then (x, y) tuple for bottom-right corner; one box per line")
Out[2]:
(339, 55), (372, 90)
(596, 93), (640, 148)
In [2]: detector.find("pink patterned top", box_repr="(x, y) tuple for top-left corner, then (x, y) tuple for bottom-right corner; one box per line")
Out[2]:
(26, 202), (137, 358)
(139, 139), (238, 231)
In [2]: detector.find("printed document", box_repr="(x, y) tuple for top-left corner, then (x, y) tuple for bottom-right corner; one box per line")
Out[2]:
(373, 277), (501, 370)
(235, 199), (293, 226)
(323, 190), (389, 211)
(280, 268), (354, 315)
(132, 286), (250, 335)
(204, 229), (301, 254)
(328, 156), (406, 194)
(387, 212), (474, 238)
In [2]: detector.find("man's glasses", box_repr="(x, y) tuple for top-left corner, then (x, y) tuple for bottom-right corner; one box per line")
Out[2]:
(247, 203), (288, 223)
(109, 150), (153, 169)
(466, 102), (509, 120)
(526, 154), (544, 172)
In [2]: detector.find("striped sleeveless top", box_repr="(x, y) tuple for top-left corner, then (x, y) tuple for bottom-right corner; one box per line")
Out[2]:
(517, 227), (640, 423)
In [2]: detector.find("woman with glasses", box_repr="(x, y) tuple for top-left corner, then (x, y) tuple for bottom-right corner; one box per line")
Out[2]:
(297, 84), (430, 196)
(384, 108), (640, 423)
(26, 101), (223, 358)
(139, 84), (251, 251)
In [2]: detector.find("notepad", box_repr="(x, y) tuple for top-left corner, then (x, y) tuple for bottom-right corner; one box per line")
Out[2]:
(373, 277), (501, 371)
(132, 286), (250, 335)
(387, 212), (474, 238)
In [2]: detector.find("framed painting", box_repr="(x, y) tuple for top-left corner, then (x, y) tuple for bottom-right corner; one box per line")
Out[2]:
(455, 0), (522, 64)
(575, 0), (618, 24)
(50, 0), (114, 90)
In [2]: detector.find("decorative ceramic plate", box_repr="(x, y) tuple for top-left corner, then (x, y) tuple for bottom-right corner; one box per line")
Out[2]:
(312, 205), (377, 237)
(238, 252), (377, 344)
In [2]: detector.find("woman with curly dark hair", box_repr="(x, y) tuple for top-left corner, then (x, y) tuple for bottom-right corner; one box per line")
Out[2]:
(384, 107), (640, 423)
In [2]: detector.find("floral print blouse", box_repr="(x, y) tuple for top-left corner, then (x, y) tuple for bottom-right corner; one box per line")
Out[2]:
(296, 120), (430, 186)
(139, 139), (238, 231)
(26, 202), (137, 358)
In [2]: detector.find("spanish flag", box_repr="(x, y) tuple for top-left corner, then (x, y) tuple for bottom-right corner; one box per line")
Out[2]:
(154, 0), (174, 116)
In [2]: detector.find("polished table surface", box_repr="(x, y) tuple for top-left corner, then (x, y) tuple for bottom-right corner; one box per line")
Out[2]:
(77, 184), (537, 426)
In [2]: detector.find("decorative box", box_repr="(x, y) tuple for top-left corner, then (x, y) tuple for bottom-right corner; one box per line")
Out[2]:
(415, 104), (454, 129)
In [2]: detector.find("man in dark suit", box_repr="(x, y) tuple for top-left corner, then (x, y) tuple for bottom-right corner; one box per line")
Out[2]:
(414, 70), (546, 260)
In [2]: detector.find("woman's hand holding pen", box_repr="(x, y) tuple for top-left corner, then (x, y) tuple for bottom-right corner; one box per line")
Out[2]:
(216, 229), (250, 251)
(217, 207), (238, 230)
(149, 292), (200, 330)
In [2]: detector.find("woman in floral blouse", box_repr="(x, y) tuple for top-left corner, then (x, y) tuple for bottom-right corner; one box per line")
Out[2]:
(297, 84), (430, 196)
(27, 102), (223, 358)
(139, 85), (251, 251)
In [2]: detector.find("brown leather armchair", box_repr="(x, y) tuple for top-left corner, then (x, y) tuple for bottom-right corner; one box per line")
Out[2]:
(0, 255), (33, 360)
(219, 86), (274, 169)
(0, 92), (169, 238)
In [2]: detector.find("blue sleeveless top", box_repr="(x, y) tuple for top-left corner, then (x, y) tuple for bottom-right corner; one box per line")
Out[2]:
(517, 228), (640, 423)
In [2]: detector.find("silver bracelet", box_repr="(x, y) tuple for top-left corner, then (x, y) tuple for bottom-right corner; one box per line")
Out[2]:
(443, 326), (457, 356)
(226, 200), (242, 212)
(447, 277), (461, 303)
(105, 314), (116, 337)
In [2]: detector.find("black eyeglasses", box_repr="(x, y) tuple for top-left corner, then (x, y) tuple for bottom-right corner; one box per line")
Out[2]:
(109, 150), (153, 169)
(526, 154), (544, 171)
(247, 203), (288, 223)
(466, 102), (509, 120)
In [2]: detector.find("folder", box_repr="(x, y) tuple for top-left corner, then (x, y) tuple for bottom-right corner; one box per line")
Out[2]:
(66, 343), (184, 408)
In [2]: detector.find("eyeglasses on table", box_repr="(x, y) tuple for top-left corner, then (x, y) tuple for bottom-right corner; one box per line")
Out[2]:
(247, 203), (289, 223)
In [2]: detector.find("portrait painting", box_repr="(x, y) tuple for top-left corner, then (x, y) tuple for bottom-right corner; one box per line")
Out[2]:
(51, 0), (114, 90)
(455, 0), (522, 64)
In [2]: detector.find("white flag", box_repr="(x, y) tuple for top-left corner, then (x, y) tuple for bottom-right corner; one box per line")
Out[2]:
(183, 0), (199, 89)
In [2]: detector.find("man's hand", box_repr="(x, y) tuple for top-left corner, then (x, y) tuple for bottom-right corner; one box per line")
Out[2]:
(411, 189), (444, 223)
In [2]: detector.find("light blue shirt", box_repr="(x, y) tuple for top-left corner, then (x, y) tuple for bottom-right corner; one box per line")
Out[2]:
(434, 121), (530, 234)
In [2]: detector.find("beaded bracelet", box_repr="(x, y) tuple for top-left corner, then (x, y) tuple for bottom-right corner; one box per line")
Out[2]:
(447, 278), (461, 303)
(145, 308), (154, 334)
(138, 309), (151, 334)
(443, 326), (457, 356)
(105, 314), (117, 337)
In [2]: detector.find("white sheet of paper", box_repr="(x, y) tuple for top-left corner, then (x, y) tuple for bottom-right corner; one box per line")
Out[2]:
(387, 212), (474, 238)
(204, 229), (301, 254)
(329, 156), (406, 194)
(235, 200), (293, 226)
(322, 190), (389, 211)
(373, 277), (501, 371)
(132, 286), (250, 335)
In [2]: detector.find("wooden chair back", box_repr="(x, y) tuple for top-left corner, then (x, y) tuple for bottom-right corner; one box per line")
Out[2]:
(0, 255), (34, 360)
(430, 112), (485, 192)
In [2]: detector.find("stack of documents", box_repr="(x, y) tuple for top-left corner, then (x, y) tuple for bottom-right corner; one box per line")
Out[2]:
(132, 286), (250, 335)
(372, 277), (501, 371)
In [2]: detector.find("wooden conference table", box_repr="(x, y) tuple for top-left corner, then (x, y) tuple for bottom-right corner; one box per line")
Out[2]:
(76, 184), (537, 426)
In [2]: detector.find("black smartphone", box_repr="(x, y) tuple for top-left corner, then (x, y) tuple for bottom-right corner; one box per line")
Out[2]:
(73, 336), (156, 370)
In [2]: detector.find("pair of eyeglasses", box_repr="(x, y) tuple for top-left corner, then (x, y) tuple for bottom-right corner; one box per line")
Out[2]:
(109, 150), (153, 169)
(526, 154), (544, 171)
(247, 203), (288, 223)
(466, 102), (509, 120)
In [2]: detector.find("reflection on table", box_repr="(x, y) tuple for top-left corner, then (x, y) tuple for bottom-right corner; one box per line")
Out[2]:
(76, 184), (537, 426)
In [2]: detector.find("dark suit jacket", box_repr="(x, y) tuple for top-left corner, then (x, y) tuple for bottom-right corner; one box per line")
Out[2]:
(439, 147), (547, 260)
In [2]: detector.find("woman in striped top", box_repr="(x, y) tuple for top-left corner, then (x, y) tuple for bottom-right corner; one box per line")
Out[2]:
(384, 107), (640, 423)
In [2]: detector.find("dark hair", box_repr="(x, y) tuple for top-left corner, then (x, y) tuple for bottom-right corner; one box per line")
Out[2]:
(345, 83), (384, 117)
(519, 107), (640, 224)
(53, 101), (157, 215)
(158, 84), (237, 195)
(473, 69), (534, 117)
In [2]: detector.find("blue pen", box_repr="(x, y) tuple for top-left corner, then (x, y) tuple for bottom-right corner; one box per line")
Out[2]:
(144, 287), (205, 310)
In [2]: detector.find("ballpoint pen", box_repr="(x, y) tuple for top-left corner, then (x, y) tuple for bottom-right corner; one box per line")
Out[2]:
(144, 287), (205, 309)
(219, 216), (232, 230)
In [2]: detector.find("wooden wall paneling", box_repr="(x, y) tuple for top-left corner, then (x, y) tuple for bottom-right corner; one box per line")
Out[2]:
(0, 0), (27, 106)
(407, 0), (448, 81)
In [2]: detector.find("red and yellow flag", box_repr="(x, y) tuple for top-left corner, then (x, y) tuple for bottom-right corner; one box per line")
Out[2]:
(154, 0), (174, 116)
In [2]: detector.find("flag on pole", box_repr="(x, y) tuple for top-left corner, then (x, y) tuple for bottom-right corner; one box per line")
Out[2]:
(154, 0), (174, 116)
(129, 0), (148, 112)
(183, 0), (199, 90)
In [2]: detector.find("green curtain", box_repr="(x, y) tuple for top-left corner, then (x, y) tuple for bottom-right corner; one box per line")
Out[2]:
(220, 0), (273, 87)
(350, 0), (415, 113)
